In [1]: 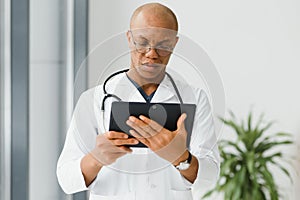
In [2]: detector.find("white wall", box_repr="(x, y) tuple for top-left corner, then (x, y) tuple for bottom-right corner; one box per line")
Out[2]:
(89, 0), (300, 199)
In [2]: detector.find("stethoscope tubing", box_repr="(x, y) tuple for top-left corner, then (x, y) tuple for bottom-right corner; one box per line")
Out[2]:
(101, 68), (183, 112)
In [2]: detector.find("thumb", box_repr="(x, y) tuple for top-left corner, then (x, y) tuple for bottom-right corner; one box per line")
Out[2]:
(177, 113), (187, 130)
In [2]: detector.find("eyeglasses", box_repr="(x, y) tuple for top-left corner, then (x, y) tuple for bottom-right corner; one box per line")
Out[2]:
(130, 31), (175, 57)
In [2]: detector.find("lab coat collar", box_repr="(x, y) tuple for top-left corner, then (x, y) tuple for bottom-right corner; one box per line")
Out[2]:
(112, 73), (176, 103)
(112, 74), (145, 102)
(151, 75), (176, 103)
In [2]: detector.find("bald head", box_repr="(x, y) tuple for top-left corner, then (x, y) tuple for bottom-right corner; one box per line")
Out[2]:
(130, 3), (178, 31)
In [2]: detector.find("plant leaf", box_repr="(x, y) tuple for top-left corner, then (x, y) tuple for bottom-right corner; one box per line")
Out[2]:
(255, 140), (293, 153)
(260, 167), (279, 200)
(219, 118), (245, 137)
(270, 159), (293, 183)
(202, 189), (215, 199)
(220, 140), (244, 154)
(228, 110), (236, 119)
(204, 110), (294, 200)
(260, 132), (292, 142)
(247, 111), (252, 132)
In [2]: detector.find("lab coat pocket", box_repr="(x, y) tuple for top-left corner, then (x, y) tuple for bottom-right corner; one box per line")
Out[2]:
(170, 189), (193, 200)
(89, 191), (135, 200)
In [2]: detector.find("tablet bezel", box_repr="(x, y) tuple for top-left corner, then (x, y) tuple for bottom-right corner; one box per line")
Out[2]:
(109, 102), (196, 148)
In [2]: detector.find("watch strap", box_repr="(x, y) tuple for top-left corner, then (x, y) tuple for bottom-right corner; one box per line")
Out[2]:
(175, 151), (192, 167)
(186, 151), (192, 164)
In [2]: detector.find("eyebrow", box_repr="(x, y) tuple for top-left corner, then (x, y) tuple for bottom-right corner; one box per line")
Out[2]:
(157, 39), (172, 45)
(135, 36), (172, 44)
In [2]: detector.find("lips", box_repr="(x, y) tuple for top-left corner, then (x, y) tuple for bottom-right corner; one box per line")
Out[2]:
(140, 63), (161, 72)
(142, 62), (160, 67)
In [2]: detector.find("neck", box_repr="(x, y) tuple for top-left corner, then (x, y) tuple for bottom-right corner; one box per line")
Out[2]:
(140, 83), (159, 96)
(126, 69), (165, 95)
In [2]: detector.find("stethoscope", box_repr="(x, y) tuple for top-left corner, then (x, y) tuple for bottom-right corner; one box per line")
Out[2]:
(100, 68), (184, 131)
(101, 68), (183, 111)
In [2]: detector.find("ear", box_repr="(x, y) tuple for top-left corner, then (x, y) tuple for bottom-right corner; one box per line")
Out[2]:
(126, 30), (131, 44)
(174, 36), (179, 47)
(127, 30), (135, 50)
(170, 36), (179, 54)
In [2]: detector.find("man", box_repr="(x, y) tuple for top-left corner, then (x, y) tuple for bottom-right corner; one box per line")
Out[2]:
(57, 3), (219, 200)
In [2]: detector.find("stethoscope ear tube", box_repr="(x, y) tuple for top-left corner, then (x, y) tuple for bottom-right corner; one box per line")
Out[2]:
(165, 72), (183, 104)
(101, 69), (183, 111)
(101, 69), (129, 111)
(102, 69), (129, 95)
(101, 94), (122, 111)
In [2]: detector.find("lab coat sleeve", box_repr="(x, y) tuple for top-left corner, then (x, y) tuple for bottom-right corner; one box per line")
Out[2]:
(57, 89), (98, 194)
(187, 89), (220, 195)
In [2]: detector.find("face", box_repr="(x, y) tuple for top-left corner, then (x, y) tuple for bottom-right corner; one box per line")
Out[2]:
(127, 13), (178, 83)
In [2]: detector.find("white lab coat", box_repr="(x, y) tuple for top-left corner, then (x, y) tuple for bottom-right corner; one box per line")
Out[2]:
(57, 73), (220, 200)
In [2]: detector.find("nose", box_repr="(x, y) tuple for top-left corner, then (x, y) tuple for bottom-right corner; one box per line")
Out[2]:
(145, 47), (159, 59)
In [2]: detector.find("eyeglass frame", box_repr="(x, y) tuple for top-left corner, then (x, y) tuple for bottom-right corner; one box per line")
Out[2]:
(129, 30), (177, 57)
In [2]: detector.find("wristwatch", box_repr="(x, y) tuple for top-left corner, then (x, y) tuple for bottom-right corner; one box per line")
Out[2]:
(175, 151), (192, 171)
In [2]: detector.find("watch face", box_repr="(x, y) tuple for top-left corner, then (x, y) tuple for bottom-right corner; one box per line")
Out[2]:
(177, 162), (190, 171)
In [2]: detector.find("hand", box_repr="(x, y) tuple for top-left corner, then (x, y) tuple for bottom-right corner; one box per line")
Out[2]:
(126, 113), (188, 164)
(90, 131), (139, 166)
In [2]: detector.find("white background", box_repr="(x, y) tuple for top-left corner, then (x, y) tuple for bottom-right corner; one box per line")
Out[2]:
(89, 0), (300, 199)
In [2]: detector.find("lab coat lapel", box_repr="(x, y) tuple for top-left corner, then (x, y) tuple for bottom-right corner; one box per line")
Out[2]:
(110, 73), (177, 103)
(151, 75), (176, 103)
(112, 74), (146, 102)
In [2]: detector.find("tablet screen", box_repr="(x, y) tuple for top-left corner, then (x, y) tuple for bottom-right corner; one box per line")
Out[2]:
(109, 102), (196, 148)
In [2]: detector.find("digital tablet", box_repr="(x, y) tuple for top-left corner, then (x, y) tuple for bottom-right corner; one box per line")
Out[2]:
(109, 102), (196, 148)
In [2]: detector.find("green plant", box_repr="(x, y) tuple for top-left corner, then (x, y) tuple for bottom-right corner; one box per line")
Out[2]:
(203, 111), (293, 200)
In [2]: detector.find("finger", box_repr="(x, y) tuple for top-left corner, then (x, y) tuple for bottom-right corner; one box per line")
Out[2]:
(106, 131), (129, 139)
(111, 138), (139, 146)
(126, 117), (153, 138)
(176, 113), (187, 130)
(118, 146), (133, 153)
(128, 116), (155, 134)
(129, 129), (150, 147)
(139, 115), (164, 132)
(128, 129), (143, 139)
